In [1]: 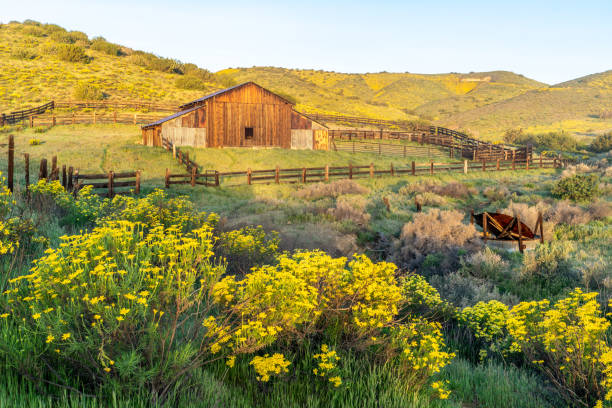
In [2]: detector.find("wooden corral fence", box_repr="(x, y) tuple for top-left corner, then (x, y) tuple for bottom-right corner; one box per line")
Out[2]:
(161, 137), (199, 173)
(15, 112), (168, 127)
(164, 156), (560, 189)
(54, 100), (180, 112)
(1, 101), (54, 126)
(332, 139), (454, 159)
(73, 171), (141, 197)
(316, 115), (529, 161)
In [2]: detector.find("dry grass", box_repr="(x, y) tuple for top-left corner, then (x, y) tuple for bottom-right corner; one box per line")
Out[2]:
(547, 201), (591, 225)
(483, 185), (510, 202)
(399, 181), (475, 198)
(295, 179), (370, 200)
(414, 192), (448, 207)
(394, 209), (482, 270)
(329, 194), (371, 225)
(588, 200), (612, 220)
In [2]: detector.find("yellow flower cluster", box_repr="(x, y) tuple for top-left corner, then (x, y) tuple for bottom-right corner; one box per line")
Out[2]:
(431, 380), (451, 400)
(249, 353), (291, 382)
(313, 344), (342, 387)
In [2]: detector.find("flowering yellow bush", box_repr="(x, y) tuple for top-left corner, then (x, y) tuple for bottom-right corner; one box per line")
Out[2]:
(459, 300), (511, 358)
(506, 289), (611, 405)
(216, 225), (279, 274)
(250, 353), (291, 382)
(0, 173), (18, 255)
(1, 220), (226, 399)
(313, 344), (342, 387)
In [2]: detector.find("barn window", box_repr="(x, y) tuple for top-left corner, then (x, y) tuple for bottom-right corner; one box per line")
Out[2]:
(245, 127), (254, 140)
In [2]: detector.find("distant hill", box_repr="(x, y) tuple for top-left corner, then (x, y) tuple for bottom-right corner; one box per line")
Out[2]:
(1, 20), (611, 140)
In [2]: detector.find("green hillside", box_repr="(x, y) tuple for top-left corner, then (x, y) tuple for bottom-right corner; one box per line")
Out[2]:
(2, 20), (612, 141)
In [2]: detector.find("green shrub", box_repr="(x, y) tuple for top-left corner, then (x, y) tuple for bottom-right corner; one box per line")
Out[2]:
(519, 241), (579, 298)
(90, 37), (122, 56)
(10, 49), (37, 60)
(182, 63), (215, 81)
(129, 51), (183, 73)
(506, 130), (581, 152)
(552, 174), (599, 201)
(56, 44), (89, 63)
(175, 75), (208, 90)
(590, 132), (612, 153)
(73, 82), (104, 100)
(216, 225), (280, 275)
(50, 30), (89, 44)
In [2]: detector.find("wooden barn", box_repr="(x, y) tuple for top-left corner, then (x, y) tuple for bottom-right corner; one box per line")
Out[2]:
(142, 82), (328, 150)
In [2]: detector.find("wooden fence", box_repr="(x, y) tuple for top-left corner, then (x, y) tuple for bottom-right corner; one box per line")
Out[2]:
(54, 100), (179, 112)
(73, 171), (141, 197)
(317, 114), (527, 161)
(1, 101), (54, 126)
(14, 112), (168, 127)
(332, 139), (454, 159)
(164, 157), (560, 189)
(161, 137), (199, 172)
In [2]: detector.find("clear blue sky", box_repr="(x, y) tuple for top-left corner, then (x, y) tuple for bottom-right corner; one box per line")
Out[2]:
(3, 0), (611, 84)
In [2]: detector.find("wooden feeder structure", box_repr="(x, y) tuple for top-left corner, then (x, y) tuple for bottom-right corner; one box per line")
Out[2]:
(470, 211), (544, 253)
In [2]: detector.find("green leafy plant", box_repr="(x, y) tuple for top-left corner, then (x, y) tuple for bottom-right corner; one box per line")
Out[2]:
(552, 174), (599, 201)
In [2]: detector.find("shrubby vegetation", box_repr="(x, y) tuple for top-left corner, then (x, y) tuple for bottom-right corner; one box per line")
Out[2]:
(56, 44), (90, 63)
(73, 82), (105, 100)
(590, 132), (612, 153)
(504, 128), (582, 152)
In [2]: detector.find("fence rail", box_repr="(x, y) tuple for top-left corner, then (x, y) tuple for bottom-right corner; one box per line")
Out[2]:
(161, 137), (199, 172)
(54, 100), (179, 112)
(164, 157), (560, 189)
(73, 170), (141, 197)
(1, 101), (55, 126)
(332, 139), (453, 159)
(14, 112), (168, 127)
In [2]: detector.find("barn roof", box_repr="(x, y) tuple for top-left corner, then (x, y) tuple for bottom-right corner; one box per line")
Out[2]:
(141, 105), (200, 129)
(178, 81), (294, 110)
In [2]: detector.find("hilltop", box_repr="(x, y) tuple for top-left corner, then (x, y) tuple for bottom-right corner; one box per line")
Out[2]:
(1, 20), (612, 140)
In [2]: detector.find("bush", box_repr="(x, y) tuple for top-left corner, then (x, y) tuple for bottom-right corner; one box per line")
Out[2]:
(520, 241), (579, 297)
(175, 75), (208, 90)
(394, 209), (482, 271)
(414, 192), (447, 207)
(461, 248), (509, 282)
(547, 200), (591, 225)
(128, 51), (183, 73)
(588, 200), (612, 220)
(483, 186), (510, 202)
(328, 194), (370, 225)
(296, 179), (369, 200)
(56, 44), (89, 63)
(1, 221), (227, 401)
(10, 49), (37, 60)
(216, 225), (280, 275)
(552, 174), (599, 201)
(73, 82), (104, 100)
(90, 37), (122, 56)
(50, 30), (89, 44)
(590, 132), (612, 153)
(506, 130), (581, 152)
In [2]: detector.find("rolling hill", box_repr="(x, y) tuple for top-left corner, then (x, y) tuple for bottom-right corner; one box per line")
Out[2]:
(1, 20), (612, 140)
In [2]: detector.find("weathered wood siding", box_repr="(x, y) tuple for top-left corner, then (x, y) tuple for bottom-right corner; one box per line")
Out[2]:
(291, 130), (314, 149)
(206, 83), (292, 148)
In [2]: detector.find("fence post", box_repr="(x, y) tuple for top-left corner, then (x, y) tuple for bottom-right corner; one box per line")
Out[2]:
(324, 164), (329, 182)
(450, 146), (454, 159)
(247, 168), (252, 185)
(215, 171), (220, 187)
(302, 167), (306, 183)
(7, 135), (14, 192)
(24, 153), (30, 190)
(512, 155), (516, 171)
(517, 215), (524, 253)
(93, 111), (96, 125)
(52, 114), (56, 127)
(352, 141), (355, 154)
(539, 155), (543, 169)
(538, 212), (544, 243)
(464, 160), (468, 174)
(39, 158), (48, 180)
(390, 163), (395, 177)
(165, 168), (170, 188)
(403, 145), (407, 158)
(73, 169), (79, 195)
(172, 144), (176, 159)
(370, 163), (374, 178)
(67, 167), (73, 191)
(482, 159), (486, 172)
(275, 166), (280, 184)
(526, 158), (529, 171)
(51, 156), (57, 177)
(108, 171), (114, 198)
(378, 143), (381, 155)
(72, 112), (75, 125)
(430, 161), (434, 175)
(113, 111), (117, 124)
(135, 171), (141, 194)
(349, 164), (353, 179)
(411, 161), (416, 176)
(61, 165), (66, 187)
(30, 116), (34, 128)
(133, 114), (137, 125)
(191, 167), (196, 187)
(496, 158), (500, 171)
